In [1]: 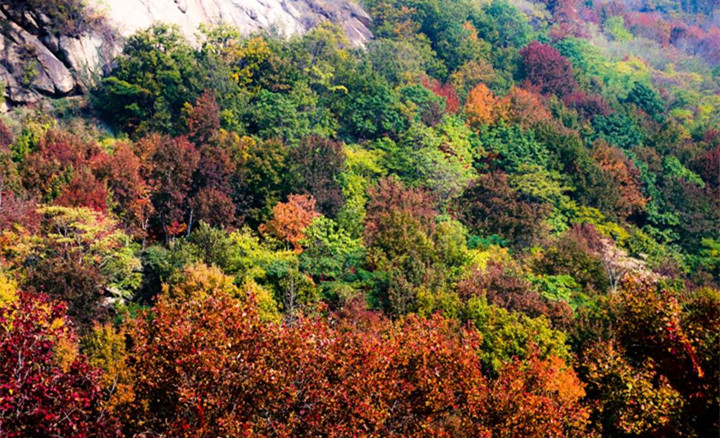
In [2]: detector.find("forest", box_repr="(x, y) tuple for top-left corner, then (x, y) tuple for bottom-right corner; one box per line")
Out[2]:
(0, 0), (719, 436)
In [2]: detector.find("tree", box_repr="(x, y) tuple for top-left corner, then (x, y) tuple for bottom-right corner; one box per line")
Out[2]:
(363, 177), (439, 315)
(93, 141), (153, 240)
(93, 24), (203, 135)
(563, 91), (611, 120)
(141, 134), (200, 241)
(487, 352), (591, 438)
(591, 141), (647, 218)
(20, 128), (102, 202)
(457, 171), (549, 247)
(592, 113), (644, 149)
(459, 263), (573, 328)
(184, 89), (221, 145)
(124, 287), (495, 437)
(336, 71), (407, 140)
(3, 206), (141, 328)
(0, 291), (120, 437)
(55, 167), (108, 212)
(260, 194), (320, 251)
(464, 83), (499, 128)
(518, 41), (578, 98)
(300, 216), (363, 282)
(234, 137), (290, 225)
(422, 76), (461, 114)
(289, 136), (346, 217)
(624, 81), (664, 118)
(0, 120), (19, 215)
(496, 87), (553, 129)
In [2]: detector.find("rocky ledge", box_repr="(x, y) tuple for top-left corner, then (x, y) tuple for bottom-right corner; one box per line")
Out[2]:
(0, 0), (372, 111)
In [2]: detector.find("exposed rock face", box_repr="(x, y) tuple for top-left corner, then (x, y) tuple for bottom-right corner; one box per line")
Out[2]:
(92, 0), (372, 44)
(0, 0), (372, 111)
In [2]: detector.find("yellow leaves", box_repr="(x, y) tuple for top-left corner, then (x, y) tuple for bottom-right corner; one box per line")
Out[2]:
(227, 36), (272, 88)
(164, 262), (239, 302)
(240, 278), (280, 323)
(465, 245), (512, 274)
(84, 323), (136, 411)
(0, 272), (18, 308)
(54, 335), (79, 373)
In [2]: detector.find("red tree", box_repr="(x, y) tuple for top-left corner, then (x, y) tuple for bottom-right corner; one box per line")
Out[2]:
(519, 41), (578, 98)
(93, 141), (152, 239)
(21, 128), (103, 201)
(260, 194), (320, 251)
(184, 89), (221, 146)
(56, 168), (108, 212)
(0, 292), (120, 437)
(139, 134), (200, 241)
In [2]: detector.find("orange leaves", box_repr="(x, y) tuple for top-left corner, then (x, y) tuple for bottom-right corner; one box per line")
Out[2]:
(261, 194), (320, 251)
(592, 141), (647, 218)
(464, 85), (554, 130)
(464, 83), (498, 128)
(487, 351), (592, 438)
(497, 87), (553, 129)
(124, 291), (497, 437)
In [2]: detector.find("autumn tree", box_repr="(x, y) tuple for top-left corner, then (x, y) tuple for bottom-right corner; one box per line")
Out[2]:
(20, 128), (102, 202)
(459, 263), (573, 328)
(0, 291), (120, 437)
(364, 177), (438, 314)
(0, 120), (19, 214)
(55, 167), (108, 212)
(260, 194), (320, 251)
(184, 89), (221, 145)
(518, 41), (578, 98)
(456, 171), (549, 247)
(592, 140), (647, 219)
(496, 87), (553, 129)
(124, 288), (492, 437)
(464, 83), (499, 128)
(139, 134), (200, 241)
(2, 206), (141, 328)
(288, 136), (346, 217)
(93, 141), (153, 240)
(487, 352), (591, 438)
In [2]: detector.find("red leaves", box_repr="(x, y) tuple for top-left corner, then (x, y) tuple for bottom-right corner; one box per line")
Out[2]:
(125, 291), (495, 437)
(519, 41), (578, 98)
(592, 141), (647, 218)
(124, 290), (594, 437)
(421, 76), (461, 114)
(364, 177), (437, 247)
(0, 292), (120, 437)
(487, 352), (591, 438)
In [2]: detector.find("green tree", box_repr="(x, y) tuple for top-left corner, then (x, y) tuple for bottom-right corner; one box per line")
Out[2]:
(94, 25), (203, 136)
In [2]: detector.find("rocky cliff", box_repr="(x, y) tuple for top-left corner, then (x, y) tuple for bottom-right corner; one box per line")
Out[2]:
(0, 0), (371, 111)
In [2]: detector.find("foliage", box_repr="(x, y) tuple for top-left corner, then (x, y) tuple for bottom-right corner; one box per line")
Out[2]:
(260, 194), (320, 251)
(0, 291), (120, 437)
(518, 41), (578, 98)
(2, 0), (719, 434)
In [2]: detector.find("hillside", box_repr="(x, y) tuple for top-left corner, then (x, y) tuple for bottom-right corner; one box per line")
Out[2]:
(0, 0), (370, 108)
(0, 0), (718, 437)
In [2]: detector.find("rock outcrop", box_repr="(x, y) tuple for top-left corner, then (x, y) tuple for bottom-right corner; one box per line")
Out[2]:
(93, 0), (372, 45)
(0, 0), (372, 111)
